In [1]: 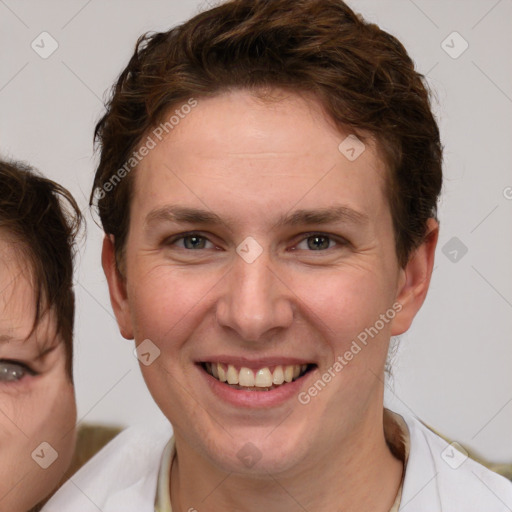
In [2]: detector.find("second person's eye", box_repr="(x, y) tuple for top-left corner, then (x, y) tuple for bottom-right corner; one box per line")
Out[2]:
(0, 360), (34, 383)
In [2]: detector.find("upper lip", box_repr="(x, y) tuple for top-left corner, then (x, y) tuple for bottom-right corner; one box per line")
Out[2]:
(197, 356), (315, 370)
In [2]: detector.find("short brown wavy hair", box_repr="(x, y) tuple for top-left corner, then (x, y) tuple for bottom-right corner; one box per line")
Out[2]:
(92, 0), (442, 268)
(0, 158), (82, 378)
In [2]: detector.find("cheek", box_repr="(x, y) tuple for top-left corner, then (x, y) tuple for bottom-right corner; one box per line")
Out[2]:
(0, 380), (73, 437)
(291, 264), (397, 339)
(128, 263), (224, 344)
(38, 379), (77, 440)
(0, 380), (76, 510)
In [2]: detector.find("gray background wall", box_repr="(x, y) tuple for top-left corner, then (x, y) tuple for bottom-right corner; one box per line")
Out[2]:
(1, 0), (511, 462)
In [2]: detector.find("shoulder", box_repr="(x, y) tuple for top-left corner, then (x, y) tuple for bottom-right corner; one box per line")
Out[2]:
(41, 421), (173, 512)
(400, 412), (512, 511)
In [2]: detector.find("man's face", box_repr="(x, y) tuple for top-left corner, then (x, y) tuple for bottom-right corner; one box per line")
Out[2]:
(0, 238), (76, 512)
(108, 90), (423, 474)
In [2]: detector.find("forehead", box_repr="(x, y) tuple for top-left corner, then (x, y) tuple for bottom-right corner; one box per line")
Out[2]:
(0, 234), (34, 305)
(132, 90), (389, 227)
(0, 236), (55, 345)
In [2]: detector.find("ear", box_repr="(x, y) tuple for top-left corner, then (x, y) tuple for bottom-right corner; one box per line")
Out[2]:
(391, 218), (439, 336)
(101, 235), (134, 340)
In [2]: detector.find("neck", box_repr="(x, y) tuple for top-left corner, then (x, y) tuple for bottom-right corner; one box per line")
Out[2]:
(170, 409), (404, 512)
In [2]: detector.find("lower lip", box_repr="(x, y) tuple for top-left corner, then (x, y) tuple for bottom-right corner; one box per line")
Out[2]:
(200, 365), (315, 408)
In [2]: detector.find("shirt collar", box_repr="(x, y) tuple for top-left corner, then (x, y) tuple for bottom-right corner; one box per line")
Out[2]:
(155, 435), (175, 512)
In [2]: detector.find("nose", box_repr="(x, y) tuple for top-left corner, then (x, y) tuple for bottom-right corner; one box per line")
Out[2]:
(215, 249), (294, 342)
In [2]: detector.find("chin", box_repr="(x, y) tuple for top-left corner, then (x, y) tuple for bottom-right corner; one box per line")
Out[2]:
(199, 427), (308, 477)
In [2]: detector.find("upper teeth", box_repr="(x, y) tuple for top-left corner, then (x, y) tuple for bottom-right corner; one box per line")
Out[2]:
(207, 363), (308, 388)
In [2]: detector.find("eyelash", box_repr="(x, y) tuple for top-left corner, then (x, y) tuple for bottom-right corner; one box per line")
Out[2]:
(0, 359), (37, 383)
(166, 231), (349, 251)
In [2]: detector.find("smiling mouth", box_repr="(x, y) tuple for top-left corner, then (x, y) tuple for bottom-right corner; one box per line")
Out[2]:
(201, 362), (314, 391)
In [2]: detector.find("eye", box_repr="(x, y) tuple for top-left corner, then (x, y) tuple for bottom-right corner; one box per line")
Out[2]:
(295, 233), (343, 251)
(0, 360), (34, 382)
(168, 233), (216, 250)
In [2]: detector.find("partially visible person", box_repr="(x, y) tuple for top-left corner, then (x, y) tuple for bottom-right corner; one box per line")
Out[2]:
(0, 158), (81, 512)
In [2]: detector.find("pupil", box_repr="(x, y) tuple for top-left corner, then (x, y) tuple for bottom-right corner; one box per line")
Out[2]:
(185, 236), (204, 249)
(308, 236), (329, 250)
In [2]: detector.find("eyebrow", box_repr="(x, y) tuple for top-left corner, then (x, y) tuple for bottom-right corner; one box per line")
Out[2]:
(145, 205), (369, 230)
(274, 206), (369, 228)
(0, 331), (59, 354)
(145, 206), (224, 227)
